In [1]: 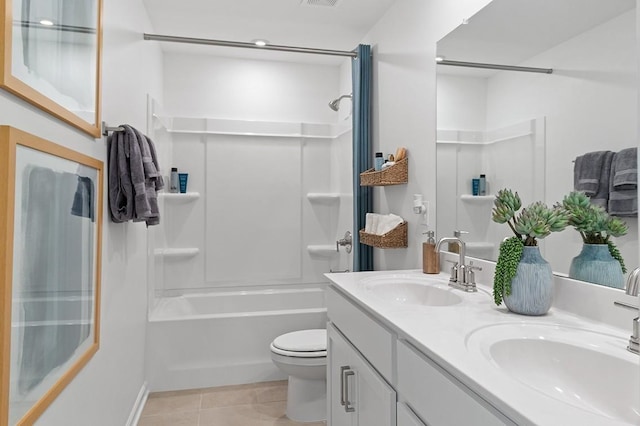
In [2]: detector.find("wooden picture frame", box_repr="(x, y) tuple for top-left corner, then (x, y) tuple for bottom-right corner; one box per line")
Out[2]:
(0, 0), (103, 138)
(0, 126), (103, 426)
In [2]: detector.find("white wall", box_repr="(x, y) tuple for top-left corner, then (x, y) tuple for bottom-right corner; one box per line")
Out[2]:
(0, 0), (163, 424)
(156, 54), (347, 290)
(163, 52), (341, 123)
(483, 10), (638, 274)
(359, 0), (491, 270)
(437, 74), (487, 130)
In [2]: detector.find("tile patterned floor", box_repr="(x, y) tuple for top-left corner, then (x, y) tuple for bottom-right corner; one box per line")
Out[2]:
(138, 380), (326, 426)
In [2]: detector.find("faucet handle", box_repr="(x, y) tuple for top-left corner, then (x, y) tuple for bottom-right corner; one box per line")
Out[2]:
(445, 260), (458, 282)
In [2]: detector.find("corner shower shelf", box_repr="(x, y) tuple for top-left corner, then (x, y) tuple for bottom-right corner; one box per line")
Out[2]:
(159, 192), (200, 201)
(307, 245), (338, 257)
(460, 194), (494, 202)
(153, 248), (200, 258)
(360, 157), (408, 186)
(306, 193), (341, 204)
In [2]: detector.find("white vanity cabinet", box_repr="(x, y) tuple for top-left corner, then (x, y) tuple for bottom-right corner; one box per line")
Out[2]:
(327, 285), (516, 426)
(397, 340), (516, 426)
(328, 324), (397, 426)
(397, 403), (427, 426)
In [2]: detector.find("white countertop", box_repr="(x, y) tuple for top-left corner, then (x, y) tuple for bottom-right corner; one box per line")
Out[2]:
(325, 269), (640, 426)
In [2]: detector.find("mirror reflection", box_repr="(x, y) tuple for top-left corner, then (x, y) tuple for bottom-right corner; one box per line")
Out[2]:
(9, 145), (98, 424)
(11, 0), (99, 124)
(436, 0), (638, 286)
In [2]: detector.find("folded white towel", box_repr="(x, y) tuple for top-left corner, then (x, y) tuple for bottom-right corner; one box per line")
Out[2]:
(376, 214), (404, 235)
(365, 213), (374, 234)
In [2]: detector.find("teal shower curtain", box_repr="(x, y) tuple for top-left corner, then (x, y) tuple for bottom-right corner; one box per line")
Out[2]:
(352, 44), (373, 271)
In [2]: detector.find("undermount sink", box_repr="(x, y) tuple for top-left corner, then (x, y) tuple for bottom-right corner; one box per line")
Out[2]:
(466, 323), (640, 424)
(360, 275), (462, 306)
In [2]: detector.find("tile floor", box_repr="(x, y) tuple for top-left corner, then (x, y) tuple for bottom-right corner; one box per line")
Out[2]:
(138, 380), (327, 426)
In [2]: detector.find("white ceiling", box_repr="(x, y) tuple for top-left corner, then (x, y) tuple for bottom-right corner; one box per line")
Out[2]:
(142, 0), (397, 64)
(437, 0), (635, 76)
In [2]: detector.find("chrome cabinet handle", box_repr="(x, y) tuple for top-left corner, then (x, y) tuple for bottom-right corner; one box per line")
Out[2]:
(340, 366), (350, 406)
(344, 370), (355, 412)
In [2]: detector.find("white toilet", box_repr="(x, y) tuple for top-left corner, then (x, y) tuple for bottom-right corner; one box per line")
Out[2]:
(270, 329), (327, 423)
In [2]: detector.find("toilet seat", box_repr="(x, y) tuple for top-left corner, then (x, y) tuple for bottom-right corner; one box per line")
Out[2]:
(271, 329), (327, 358)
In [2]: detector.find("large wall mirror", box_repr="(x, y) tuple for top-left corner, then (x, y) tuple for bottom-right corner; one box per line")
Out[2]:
(0, 0), (103, 137)
(436, 0), (638, 288)
(0, 126), (103, 426)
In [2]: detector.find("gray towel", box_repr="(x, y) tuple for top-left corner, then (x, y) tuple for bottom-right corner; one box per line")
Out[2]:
(107, 131), (134, 222)
(573, 151), (611, 196)
(107, 125), (163, 226)
(71, 176), (95, 222)
(589, 151), (614, 209)
(609, 148), (638, 217)
(612, 147), (637, 189)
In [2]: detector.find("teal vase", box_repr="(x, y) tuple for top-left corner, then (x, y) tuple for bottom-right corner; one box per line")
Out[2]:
(504, 246), (553, 316)
(569, 244), (624, 289)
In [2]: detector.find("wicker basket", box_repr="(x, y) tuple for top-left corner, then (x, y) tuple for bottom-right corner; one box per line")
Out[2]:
(359, 221), (408, 249)
(360, 157), (408, 186)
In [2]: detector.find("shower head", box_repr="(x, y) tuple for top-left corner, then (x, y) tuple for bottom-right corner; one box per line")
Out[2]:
(329, 93), (352, 111)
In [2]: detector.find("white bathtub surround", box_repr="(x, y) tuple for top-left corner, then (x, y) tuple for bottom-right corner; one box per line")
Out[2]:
(325, 265), (639, 426)
(145, 286), (327, 392)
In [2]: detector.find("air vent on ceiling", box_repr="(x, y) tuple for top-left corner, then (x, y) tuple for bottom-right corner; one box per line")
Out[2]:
(301, 0), (341, 7)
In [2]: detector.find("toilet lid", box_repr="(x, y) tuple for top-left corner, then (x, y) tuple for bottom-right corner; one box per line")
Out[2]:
(272, 329), (327, 353)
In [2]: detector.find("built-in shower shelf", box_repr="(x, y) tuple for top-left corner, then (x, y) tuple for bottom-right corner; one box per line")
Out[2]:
(307, 193), (341, 204)
(460, 194), (494, 202)
(307, 245), (338, 257)
(154, 248), (200, 258)
(159, 192), (200, 201)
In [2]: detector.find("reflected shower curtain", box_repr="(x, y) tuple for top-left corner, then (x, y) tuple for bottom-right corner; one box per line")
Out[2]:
(18, 166), (93, 394)
(352, 44), (373, 271)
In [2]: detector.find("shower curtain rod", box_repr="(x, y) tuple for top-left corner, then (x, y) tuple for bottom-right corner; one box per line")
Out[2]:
(143, 33), (358, 58)
(438, 59), (553, 74)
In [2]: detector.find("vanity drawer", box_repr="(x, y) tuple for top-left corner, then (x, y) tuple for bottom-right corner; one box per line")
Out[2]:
(397, 340), (516, 426)
(326, 286), (394, 382)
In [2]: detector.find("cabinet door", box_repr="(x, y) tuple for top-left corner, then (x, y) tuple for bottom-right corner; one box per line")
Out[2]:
(397, 403), (427, 426)
(328, 324), (355, 426)
(328, 324), (396, 426)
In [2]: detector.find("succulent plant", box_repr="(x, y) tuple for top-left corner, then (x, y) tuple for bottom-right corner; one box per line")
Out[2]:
(492, 189), (569, 247)
(491, 189), (568, 306)
(560, 191), (628, 272)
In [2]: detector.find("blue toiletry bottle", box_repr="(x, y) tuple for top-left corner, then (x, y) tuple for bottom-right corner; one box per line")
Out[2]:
(375, 152), (384, 171)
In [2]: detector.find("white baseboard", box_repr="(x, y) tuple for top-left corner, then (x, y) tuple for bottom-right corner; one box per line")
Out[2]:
(126, 381), (149, 426)
(148, 361), (286, 392)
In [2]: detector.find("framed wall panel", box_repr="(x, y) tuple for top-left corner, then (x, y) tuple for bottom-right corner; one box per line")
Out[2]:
(0, 126), (103, 426)
(0, 0), (103, 137)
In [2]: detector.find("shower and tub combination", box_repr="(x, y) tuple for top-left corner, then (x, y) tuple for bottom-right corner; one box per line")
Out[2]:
(144, 99), (353, 398)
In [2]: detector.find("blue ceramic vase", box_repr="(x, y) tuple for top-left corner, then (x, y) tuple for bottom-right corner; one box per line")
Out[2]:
(569, 244), (624, 289)
(504, 246), (553, 316)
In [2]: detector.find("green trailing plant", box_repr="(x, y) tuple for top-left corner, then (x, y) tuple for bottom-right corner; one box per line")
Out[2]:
(493, 236), (523, 306)
(560, 191), (628, 273)
(491, 189), (569, 305)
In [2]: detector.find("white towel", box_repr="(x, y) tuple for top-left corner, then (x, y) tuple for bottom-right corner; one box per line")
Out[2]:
(376, 214), (404, 235)
(365, 213), (374, 234)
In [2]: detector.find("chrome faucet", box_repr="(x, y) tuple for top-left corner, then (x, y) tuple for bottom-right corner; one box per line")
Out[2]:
(435, 237), (481, 292)
(614, 267), (640, 355)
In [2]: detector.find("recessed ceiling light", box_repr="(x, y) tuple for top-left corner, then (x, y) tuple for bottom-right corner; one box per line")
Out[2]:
(435, 56), (445, 62)
(39, 19), (54, 26)
(252, 39), (269, 47)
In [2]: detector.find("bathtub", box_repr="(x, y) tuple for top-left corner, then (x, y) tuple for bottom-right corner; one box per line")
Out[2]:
(145, 286), (327, 392)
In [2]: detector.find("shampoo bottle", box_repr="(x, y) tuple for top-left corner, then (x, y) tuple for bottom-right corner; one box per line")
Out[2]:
(170, 167), (179, 193)
(423, 230), (439, 274)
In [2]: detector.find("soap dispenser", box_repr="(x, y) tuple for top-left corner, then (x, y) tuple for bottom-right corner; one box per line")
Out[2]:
(423, 230), (439, 274)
